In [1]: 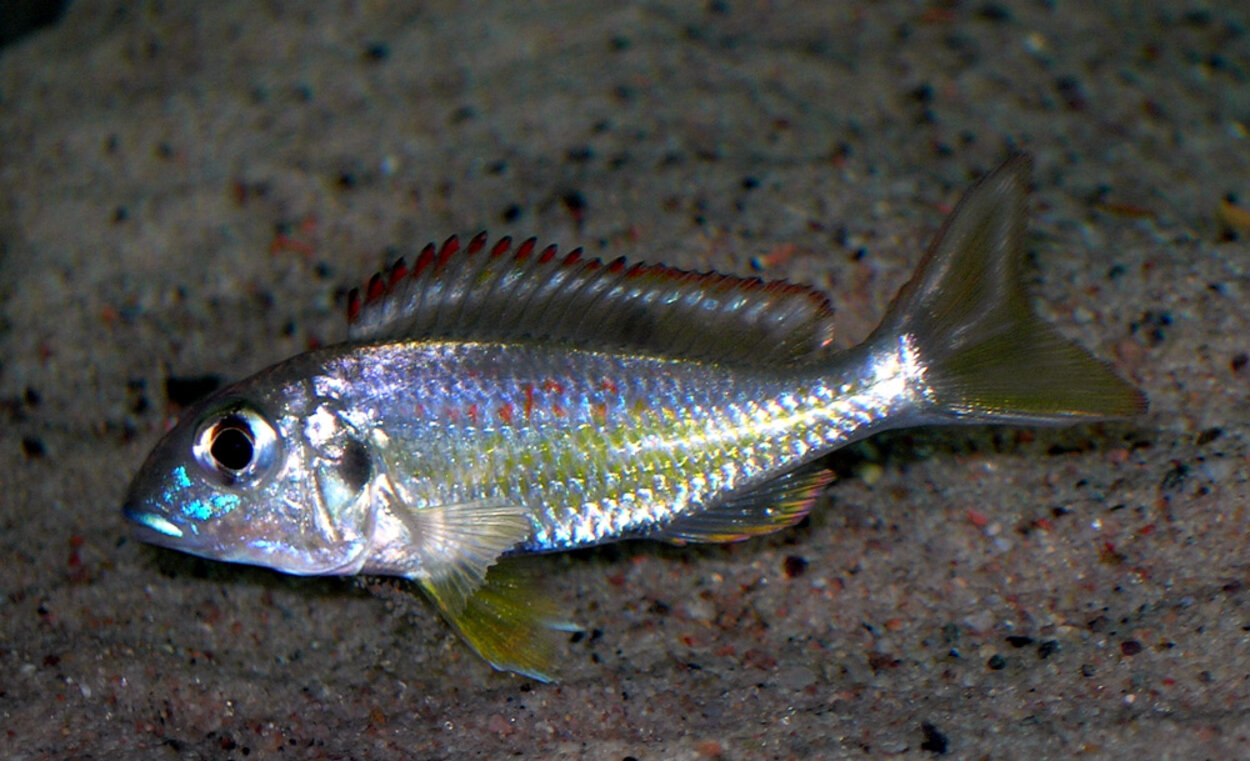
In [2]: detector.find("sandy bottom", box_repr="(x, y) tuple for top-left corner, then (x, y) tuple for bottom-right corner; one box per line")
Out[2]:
(2, 2), (1248, 758)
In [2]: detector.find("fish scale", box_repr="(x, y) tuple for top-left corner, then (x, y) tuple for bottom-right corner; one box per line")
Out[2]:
(123, 156), (1146, 680)
(313, 338), (912, 553)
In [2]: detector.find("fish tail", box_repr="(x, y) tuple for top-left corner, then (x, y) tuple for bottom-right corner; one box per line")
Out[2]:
(875, 155), (1146, 424)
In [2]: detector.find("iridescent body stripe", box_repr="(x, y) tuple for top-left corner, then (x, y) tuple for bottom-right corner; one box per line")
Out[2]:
(314, 336), (921, 554)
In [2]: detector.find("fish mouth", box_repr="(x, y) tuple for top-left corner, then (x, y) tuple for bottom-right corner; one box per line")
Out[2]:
(123, 501), (186, 543)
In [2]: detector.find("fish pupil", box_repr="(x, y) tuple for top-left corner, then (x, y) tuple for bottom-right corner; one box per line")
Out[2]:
(210, 421), (255, 471)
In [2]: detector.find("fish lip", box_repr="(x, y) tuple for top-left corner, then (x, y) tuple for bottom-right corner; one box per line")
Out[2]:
(122, 501), (185, 541)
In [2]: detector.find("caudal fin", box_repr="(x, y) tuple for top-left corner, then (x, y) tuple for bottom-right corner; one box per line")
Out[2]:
(875, 155), (1146, 425)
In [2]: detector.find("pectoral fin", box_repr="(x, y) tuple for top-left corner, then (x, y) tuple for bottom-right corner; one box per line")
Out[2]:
(386, 497), (530, 612)
(654, 466), (834, 545)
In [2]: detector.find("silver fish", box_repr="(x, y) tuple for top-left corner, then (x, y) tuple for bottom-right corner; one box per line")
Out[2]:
(123, 156), (1145, 680)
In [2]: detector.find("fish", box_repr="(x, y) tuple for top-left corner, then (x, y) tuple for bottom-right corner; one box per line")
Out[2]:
(122, 155), (1146, 681)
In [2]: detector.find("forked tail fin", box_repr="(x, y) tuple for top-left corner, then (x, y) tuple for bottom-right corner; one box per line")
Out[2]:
(873, 155), (1147, 425)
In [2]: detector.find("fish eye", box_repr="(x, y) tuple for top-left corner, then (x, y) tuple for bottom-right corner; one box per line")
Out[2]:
(210, 422), (254, 470)
(192, 405), (280, 487)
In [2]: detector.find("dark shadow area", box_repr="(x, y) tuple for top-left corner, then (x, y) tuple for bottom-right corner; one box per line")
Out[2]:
(0, 0), (70, 50)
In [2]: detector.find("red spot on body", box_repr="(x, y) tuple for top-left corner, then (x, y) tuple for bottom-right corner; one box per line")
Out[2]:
(592, 402), (608, 420)
(498, 403), (514, 424)
(599, 378), (619, 394)
(552, 403), (566, 418)
(542, 379), (564, 394)
(466, 404), (480, 424)
(966, 509), (989, 528)
(522, 383), (535, 419)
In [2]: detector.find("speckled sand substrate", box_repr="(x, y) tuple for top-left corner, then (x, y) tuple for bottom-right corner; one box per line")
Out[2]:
(2, 2), (1248, 759)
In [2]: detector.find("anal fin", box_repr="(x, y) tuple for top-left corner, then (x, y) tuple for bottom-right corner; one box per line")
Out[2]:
(655, 466), (834, 545)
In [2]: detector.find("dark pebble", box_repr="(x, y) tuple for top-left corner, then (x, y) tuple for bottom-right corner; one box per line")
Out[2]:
(920, 721), (949, 754)
(1196, 427), (1222, 445)
(21, 436), (45, 458)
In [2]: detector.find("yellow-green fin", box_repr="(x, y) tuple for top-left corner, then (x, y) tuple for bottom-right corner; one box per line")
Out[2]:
(420, 559), (578, 682)
(654, 466), (834, 545)
(876, 154), (1147, 424)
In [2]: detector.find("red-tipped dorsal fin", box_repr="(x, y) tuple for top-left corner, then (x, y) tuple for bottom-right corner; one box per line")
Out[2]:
(434, 235), (460, 274)
(466, 231), (488, 255)
(490, 236), (513, 258)
(365, 273), (386, 304)
(413, 243), (437, 278)
(388, 258), (408, 287)
(346, 288), (362, 323)
(345, 232), (836, 366)
(514, 237), (537, 261)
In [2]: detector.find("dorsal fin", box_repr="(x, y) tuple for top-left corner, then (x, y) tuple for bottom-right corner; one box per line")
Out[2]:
(346, 232), (836, 365)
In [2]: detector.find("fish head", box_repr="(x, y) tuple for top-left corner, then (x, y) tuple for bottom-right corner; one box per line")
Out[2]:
(123, 383), (377, 577)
